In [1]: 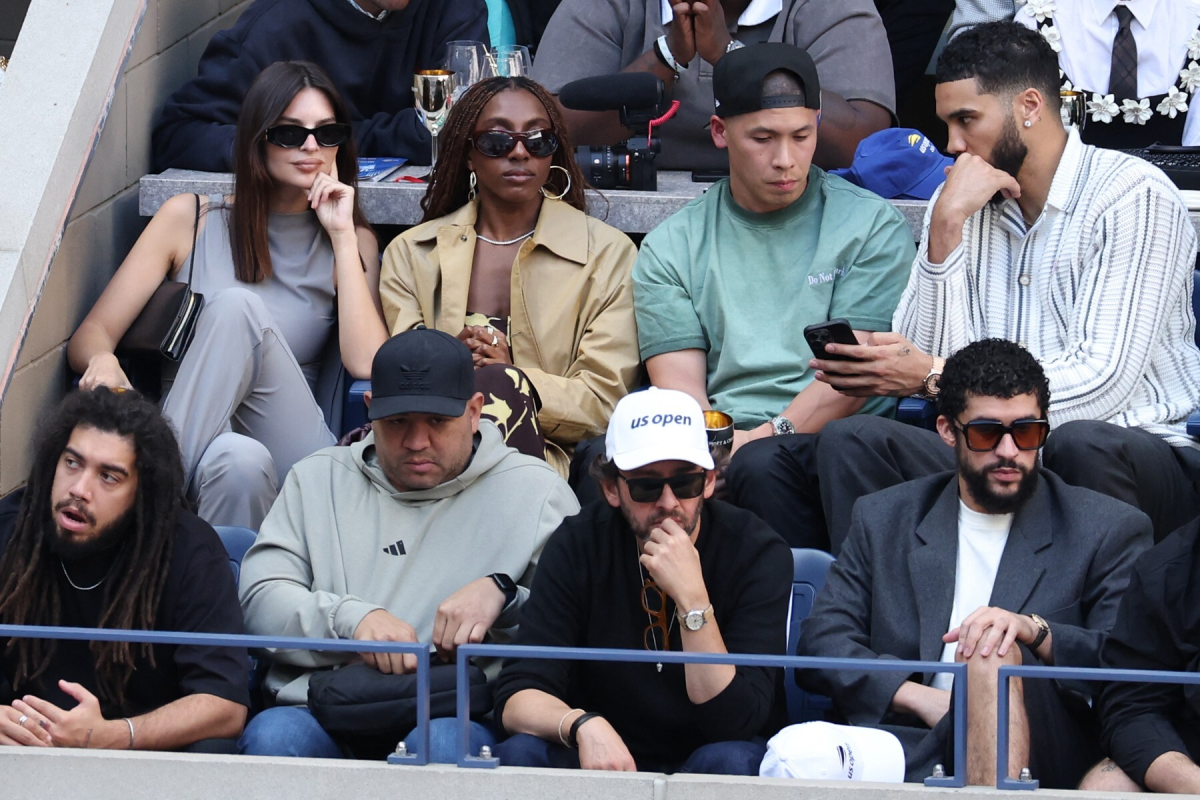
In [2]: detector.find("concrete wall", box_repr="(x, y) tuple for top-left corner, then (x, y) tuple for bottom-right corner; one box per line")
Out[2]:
(0, 0), (250, 494)
(0, 0), (30, 59)
(0, 750), (1150, 800)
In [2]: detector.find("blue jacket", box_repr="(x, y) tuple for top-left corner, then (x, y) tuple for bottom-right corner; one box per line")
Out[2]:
(152, 0), (488, 171)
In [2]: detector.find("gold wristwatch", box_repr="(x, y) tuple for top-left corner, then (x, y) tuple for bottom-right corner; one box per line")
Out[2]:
(922, 357), (945, 399)
(1029, 613), (1050, 651)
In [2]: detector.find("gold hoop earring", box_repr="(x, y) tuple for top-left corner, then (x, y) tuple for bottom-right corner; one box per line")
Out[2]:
(541, 164), (571, 201)
(468, 171), (478, 202)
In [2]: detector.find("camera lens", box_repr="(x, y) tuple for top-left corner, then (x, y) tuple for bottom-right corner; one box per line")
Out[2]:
(575, 145), (631, 190)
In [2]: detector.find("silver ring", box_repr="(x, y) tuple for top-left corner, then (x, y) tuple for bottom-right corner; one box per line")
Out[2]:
(491, 334), (498, 346)
(17, 714), (27, 727)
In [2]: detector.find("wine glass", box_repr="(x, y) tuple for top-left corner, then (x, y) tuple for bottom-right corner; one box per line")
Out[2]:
(1060, 90), (1087, 132)
(491, 45), (532, 78)
(443, 40), (490, 101)
(413, 69), (455, 167)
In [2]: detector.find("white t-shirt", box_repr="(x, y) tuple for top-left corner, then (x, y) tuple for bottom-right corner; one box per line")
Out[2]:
(931, 501), (1013, 691)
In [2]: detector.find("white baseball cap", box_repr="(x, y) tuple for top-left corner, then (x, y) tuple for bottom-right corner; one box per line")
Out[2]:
(760, 722), (906, 783)
(605, 388), (715, 471)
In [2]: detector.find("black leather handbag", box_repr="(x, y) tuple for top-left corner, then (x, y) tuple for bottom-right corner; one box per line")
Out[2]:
(117, 194), (204, 361)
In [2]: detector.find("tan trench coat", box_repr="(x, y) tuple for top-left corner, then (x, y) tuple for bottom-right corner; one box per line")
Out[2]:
(380, 198), (640, 477)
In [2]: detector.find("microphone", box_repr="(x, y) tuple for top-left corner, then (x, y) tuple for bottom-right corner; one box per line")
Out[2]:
(558, 73), (664, 112)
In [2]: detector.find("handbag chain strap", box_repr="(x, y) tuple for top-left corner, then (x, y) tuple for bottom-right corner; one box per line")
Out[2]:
(184, 193), (200, 288)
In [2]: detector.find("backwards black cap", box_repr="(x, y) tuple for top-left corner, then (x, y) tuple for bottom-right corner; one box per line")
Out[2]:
(367, 329), (475, 420)
(713, 43), (822, 119)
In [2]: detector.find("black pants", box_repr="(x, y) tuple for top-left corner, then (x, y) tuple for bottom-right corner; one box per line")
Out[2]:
(730, 416), (1200, 554)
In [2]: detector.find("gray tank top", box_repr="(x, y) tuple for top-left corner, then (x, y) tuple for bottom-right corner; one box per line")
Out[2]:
(171, 195), (336, 386)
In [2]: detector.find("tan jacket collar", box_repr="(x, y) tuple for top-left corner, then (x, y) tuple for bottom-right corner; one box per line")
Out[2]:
(411, 198), (590, 266)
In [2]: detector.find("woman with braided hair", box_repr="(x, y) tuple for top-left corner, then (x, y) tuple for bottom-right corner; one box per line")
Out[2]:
(0, 388), (248, 751)
(380, 76), (640, 478)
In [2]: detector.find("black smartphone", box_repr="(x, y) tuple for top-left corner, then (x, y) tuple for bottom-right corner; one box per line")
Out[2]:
(691, 170), (730, 183)
(804, 318), (860, 361)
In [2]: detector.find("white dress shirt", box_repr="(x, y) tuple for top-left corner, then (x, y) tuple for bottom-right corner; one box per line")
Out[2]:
(1014, 0), (1200, 145)
(896, 129), (1200, 447)
(932, 501), (1013, 692)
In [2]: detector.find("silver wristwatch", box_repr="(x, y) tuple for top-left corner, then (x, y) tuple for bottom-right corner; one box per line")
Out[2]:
(770, 415), (796, 436)
(677, 605), (713, 631)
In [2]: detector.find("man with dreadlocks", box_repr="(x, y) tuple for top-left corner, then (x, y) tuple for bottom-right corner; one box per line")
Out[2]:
(0, 388), (249, 750)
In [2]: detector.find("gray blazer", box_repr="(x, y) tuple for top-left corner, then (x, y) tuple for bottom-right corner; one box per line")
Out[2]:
(798, 469), (1152, 725)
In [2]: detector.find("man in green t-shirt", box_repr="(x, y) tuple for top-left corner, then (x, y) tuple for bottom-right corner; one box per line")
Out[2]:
(633, 43), (915, 550)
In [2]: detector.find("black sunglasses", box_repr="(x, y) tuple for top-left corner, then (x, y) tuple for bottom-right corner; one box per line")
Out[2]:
(470, 128), (560, 158)
(264, 123), (351, 149)
(954, 418), (1050, 452)
(618, 471), (707, 503)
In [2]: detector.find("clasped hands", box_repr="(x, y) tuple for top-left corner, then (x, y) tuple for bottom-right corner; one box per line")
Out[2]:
(1, 680), (126, 748)
(457, 326), (512, 368)
(352, 576), (508, 672)
(944, 605), (1042, 661)
(665, 0), (733, 67)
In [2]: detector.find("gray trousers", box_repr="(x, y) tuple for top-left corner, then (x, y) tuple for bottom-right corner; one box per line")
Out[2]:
(161, 288), (335, 529)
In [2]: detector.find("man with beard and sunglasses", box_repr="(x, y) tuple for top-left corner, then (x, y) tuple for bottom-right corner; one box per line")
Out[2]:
(0, 388), (249, 751)
(733, 20), (1200, 554)
(493, 388), (791, 774)
(798, 339), (1152, 788)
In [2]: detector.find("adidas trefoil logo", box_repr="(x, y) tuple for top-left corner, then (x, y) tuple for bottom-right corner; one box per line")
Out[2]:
(382, 539), (406, 556)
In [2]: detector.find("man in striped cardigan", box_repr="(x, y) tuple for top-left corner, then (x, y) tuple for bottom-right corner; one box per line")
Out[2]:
(730, 21), (1200, 551)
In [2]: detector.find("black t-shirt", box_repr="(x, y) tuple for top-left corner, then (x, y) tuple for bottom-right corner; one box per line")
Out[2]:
(494, 499), (792, 766)
(0, 490), (249, 717)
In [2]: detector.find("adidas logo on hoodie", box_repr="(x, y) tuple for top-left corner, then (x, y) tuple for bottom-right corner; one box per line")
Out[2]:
(382, 540), (406, 556)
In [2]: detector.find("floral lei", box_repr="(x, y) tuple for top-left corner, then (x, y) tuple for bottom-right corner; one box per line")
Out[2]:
(1020, 0), (1198, 125)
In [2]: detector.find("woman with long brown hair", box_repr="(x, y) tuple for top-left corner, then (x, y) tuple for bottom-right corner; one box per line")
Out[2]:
(68, 61), (388, 528)
(381, 76), (639, 477)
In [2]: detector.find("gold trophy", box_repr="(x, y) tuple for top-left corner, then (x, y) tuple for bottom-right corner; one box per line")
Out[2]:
(413, 69), (455, 167)
(1060, 90), (1086, 132)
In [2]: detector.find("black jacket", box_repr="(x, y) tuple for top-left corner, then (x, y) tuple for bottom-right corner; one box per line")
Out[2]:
(152, 0), (488, 171)
(493, 499), (791, 766)
(1100, 517), (1200, 787)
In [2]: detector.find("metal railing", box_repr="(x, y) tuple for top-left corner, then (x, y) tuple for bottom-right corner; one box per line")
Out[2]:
(995, 663), (1200, 791)
(0, 624), (431, 765)
(0, 624), (971, 785)
(451, 645), (969, 784)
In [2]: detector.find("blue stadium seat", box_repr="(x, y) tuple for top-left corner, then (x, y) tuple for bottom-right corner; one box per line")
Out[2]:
(343, 379), (371, 436)
(213, 526), (257, 584)
(785, 548), (835, 723)
(897, 395), (938, 430)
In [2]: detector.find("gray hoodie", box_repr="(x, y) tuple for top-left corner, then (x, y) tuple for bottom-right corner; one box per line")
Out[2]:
(239, 422), (579, 704)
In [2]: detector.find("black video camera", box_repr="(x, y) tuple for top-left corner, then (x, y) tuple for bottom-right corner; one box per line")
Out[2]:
(558, 74), (665, 192)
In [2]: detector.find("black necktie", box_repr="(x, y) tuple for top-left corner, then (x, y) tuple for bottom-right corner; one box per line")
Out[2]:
(1110, 4), (1139, 100)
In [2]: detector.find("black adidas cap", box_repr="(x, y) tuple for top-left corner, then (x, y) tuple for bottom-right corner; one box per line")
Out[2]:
(368, 329), (475, 420)
(713, 42), (822, 119)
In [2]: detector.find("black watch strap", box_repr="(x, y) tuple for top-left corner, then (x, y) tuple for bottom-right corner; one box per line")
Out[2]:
(1029, 613), (1050, 651)
(490, 573), (518, 608)
(568, 712), (602, 748)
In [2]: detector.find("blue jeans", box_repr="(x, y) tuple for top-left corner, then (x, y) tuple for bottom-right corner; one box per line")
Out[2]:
(238, 706), (496, 762)
(495, 733), (767, 775)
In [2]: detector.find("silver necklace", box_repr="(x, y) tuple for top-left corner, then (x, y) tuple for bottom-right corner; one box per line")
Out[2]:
(476, 229), (535, 246)
(636, 541), (675, 673)
(59, 557), (119, 592)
